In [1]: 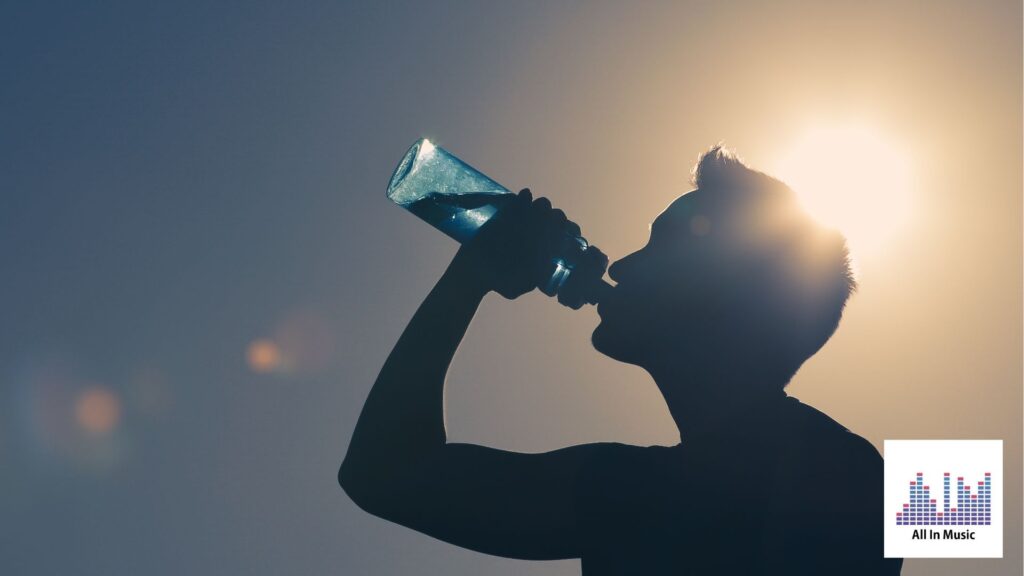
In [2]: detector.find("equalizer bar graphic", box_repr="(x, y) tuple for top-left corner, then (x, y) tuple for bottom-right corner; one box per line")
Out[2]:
(896, 472), (991, 526)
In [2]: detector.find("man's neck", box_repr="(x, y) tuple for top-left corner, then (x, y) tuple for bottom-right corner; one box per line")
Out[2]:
(648, 365), (789, 442)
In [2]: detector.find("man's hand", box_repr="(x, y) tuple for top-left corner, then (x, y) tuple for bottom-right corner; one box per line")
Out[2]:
(450, 189), (582, 300)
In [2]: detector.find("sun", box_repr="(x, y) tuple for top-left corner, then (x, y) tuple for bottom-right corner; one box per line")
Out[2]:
(773, 125), (913, 259)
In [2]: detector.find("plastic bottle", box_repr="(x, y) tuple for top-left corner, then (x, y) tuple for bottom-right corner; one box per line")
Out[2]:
(386, 138), (609, 308)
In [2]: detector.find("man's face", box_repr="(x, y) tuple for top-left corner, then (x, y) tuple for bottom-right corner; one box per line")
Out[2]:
(592, 191), (729, 366)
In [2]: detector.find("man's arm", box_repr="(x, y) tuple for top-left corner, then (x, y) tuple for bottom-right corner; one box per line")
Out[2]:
(339, 191), (621, 559)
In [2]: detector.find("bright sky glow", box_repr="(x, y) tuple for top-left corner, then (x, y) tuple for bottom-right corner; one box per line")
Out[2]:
(773, 125), (914, 258)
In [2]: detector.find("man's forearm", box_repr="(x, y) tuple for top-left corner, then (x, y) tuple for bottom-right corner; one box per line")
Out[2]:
(340, 256), (488, 496)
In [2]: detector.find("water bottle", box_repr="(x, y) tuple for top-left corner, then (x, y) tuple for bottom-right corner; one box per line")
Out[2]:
(386, 138), (609, 309)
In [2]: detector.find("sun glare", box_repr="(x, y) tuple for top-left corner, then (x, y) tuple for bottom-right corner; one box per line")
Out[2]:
(773, 125), (913, 258)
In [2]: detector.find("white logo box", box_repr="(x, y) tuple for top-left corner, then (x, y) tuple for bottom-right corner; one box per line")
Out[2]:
(884, 440), (1002, 558)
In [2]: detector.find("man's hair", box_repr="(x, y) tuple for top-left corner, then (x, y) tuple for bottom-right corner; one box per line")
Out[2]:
(690, 145), (857, 384)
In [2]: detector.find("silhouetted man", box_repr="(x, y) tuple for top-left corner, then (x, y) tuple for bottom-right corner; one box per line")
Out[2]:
(340, 147), (903, 575)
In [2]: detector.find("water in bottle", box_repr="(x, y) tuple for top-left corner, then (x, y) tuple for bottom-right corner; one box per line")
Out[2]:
(386, 138), (609, 308)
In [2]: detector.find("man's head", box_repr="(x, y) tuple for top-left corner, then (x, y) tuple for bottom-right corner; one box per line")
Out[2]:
(592, 146), (856, 391)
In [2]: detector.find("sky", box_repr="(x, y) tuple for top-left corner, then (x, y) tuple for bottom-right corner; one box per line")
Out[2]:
(2, 1), (1020, 575)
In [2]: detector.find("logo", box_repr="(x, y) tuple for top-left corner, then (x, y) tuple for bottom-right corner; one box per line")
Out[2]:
(884, 440), (1002, 558)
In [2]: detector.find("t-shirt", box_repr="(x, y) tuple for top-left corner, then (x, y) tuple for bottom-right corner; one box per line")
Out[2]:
(576, 396), (903, 575)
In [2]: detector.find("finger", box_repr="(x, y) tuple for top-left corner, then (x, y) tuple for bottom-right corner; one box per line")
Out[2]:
(546, 208), (569, 243)
(564, 220), (582, 238)
(477, 191), (527, 243)
(582, 245), (609, 270)
(500, 189), (530, 221)
(532, 196), (552, 213)
(549, 208), (567, 225)
(530, 198), (554, 237)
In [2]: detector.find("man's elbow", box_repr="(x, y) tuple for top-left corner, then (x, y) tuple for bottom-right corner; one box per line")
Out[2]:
(338, 455), (377, 512)
(338, 454), (410, 520)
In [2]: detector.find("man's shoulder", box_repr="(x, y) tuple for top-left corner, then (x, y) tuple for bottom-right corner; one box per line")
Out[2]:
(781, 396), (883, 476)
(575, 398), (885, 481)
(576, 441), (673, 473)
(572, 442), (683, 497)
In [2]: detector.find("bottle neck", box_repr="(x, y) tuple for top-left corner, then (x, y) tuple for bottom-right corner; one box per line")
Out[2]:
(546, 242), (609, 310)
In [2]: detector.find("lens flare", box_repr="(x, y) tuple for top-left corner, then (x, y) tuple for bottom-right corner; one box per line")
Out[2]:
(75, 386), (121, 435)
(247, 339), (282, 373)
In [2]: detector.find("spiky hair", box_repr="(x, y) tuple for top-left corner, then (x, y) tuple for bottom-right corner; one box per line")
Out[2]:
(690, 144), (858, 382)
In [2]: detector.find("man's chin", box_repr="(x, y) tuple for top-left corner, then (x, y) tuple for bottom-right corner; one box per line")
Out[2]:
(591, 322), (639, 364)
